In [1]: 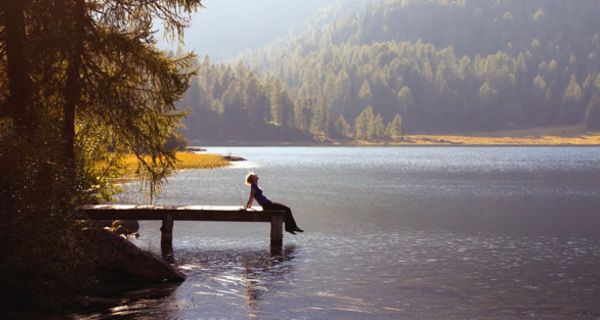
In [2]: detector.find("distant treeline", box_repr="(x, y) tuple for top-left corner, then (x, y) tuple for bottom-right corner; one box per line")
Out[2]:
(180, 0), (600, 142)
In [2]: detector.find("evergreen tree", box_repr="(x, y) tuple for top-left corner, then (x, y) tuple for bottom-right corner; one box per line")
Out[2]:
(386, 114), (404, 140)
(334, 114), (352, 138)
(359, 80), (374, 106)
(562, 74), (584, 123)
(373, 114), (385, 139)
(357, 106), (376, 140)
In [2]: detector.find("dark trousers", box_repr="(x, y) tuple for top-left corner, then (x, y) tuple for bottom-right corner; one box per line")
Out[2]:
(262, 202), (300, 231)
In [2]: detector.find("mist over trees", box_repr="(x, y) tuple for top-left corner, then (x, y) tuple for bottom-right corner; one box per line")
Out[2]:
(169, 0), (331, 61)
(180, 0), (600, 142)
(180, 58), (312, 142)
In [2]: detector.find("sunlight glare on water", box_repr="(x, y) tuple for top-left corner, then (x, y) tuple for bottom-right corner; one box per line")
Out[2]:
(73, 147), (600, 320)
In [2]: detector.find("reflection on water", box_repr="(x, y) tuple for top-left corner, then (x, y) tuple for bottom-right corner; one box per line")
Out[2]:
(69, 284), (179, 319)
(175, 245), (296, 319)
(70, 147), (600, 319)
(71, 245), (297, 320)
(72, 231), (600, 320)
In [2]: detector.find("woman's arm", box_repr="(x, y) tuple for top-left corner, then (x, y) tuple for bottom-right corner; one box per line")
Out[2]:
(245, 188), (255, 208)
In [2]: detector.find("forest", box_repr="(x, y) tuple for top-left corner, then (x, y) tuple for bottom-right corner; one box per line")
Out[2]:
(180, 0), (600, 143)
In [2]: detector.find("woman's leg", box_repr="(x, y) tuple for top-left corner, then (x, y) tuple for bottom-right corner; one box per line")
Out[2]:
(266, 202), (302, 232)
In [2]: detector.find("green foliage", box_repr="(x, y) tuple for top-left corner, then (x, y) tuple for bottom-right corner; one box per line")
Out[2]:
(0, 0), (203, 314)
(479, 82), (498, 105)
(355, 105), (386, 140)
(183, 0), (598, 140)
(165, 132), (188, 152)
(386, 114), (404, 139)
(177, 60), (312, 143)
(358, 80), (374, 104)
(372, 114), (385, 139)
(354, 106), (369, 140)
(0, 135), (83, 313)
(564, 75), (583, 103)
(178, 0), (600, 142)
(334, 114), (352, 138)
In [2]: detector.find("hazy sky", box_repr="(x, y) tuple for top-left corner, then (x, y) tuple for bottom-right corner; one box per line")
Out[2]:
(159, 0), (330, 61)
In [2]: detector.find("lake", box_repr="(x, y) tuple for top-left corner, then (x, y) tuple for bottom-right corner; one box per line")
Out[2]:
(73, 147), (600, 319)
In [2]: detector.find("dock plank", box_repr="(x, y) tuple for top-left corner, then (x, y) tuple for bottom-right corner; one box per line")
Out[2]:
(77, 205), (284, 222)
(77, 204), (287, 256)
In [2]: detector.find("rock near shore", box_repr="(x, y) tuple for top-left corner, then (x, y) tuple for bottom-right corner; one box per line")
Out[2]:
(81, 228), (186, 283)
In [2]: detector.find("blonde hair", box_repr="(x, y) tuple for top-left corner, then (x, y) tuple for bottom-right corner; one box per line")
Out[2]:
(245, 172), (257, 185)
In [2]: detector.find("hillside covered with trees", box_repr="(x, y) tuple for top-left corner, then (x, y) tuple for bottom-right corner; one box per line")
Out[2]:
(180, 0), (600, 143)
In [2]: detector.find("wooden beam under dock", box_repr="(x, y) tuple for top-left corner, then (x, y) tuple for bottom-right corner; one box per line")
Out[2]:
(77, 205), (287, 259)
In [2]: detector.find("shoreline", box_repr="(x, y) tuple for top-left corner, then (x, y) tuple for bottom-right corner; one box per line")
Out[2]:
(194, 141), (600, 147)
(191, 128), (600, 147)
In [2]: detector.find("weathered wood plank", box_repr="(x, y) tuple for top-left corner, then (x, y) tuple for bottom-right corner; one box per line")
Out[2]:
(80, 204), (267, 211)
(270, 214), (283, 246)
(161, 215), (174, 263)
(77, 205), (289, 258)
(77, 205), (285, 222)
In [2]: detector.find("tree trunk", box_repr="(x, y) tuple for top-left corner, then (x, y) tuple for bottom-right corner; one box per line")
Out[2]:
(63, 0), (86, 186)
(2, 0), (33, 133)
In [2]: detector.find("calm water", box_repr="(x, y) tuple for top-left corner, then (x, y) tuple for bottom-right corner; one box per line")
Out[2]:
(74, 147), (600, 319)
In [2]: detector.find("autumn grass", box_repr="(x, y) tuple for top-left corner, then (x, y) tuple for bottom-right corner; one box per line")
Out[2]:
(99, 152), (230, 177)
(172, 152), (230, 169)
(355, 125), (600, 146)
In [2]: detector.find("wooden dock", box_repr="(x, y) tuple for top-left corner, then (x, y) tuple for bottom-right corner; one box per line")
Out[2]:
(78, 205), (286, 261)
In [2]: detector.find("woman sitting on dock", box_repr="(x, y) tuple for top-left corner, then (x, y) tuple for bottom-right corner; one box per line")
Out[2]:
(244, 172), (304, 234)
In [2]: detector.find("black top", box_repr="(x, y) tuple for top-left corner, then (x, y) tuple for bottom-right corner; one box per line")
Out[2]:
(251, 183), (272, 206)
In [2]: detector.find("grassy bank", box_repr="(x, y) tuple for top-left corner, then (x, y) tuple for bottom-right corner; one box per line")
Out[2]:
(352, 126), (600, 146)
(101, 152), (230, 177)
(173, 152), (230, 169)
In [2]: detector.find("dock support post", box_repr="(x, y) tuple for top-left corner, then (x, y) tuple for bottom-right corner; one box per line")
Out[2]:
(270, 213), (283, 247)
(161, 215), (174, 263)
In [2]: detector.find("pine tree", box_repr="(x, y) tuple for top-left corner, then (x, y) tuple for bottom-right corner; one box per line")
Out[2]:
(386, 114), (404, 140)
(373, 114), (385, 139)
(354, 108), (368, 140)
(564, 74), (583, 103)
(334, 114), (352, 138)
(358, 106), (376, 140)
(359, 80), (374, 105)
(562, 74), (584, 123)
